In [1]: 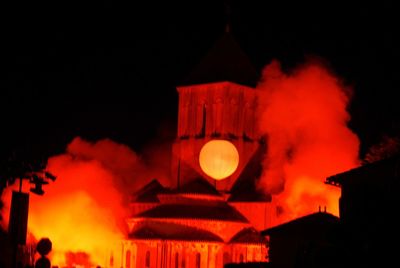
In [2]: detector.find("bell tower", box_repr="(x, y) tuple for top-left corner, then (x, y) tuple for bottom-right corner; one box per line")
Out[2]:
(172, 33), (261, 192)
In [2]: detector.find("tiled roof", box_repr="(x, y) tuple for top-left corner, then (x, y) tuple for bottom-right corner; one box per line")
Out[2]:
(137, 203), (248, 223)
(129, 222), (223, 242)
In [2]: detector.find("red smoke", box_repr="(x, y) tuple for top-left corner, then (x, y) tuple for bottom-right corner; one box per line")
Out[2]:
(1, 137), (171, 267)
(257, 60), (360, 224)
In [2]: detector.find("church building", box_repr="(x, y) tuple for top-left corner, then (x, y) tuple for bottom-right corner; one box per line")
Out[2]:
(119, 32), (274, 268)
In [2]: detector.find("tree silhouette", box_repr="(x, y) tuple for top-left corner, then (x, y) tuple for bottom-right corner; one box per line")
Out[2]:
(363, 135), (400, 164)
(0, 151), (56, 196)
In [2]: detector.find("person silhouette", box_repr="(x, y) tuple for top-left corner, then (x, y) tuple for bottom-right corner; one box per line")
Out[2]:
(34, 238), (52, 268)
(34, 257), (50, 268)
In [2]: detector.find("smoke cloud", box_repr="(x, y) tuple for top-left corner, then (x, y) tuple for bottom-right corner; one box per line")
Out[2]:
(1, 136), (172, 266)
(257, 59), (360, 223)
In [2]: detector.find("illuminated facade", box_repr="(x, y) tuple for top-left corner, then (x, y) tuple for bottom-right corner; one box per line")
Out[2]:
(120, 33), (273, 268)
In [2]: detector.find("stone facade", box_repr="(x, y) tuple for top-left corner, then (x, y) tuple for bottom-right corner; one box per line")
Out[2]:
(117, 33), (271, 268)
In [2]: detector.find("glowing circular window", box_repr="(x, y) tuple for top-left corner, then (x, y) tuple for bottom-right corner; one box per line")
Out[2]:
(199, 140), (239, 180)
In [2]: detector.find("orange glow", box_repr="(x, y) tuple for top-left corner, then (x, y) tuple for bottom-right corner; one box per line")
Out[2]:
(0, 55), (364, 266)
(199, 140), (239, 180)
(27, 151), (126, 267)
(257, 60), (360, 224)
(1, 137), (173, 267)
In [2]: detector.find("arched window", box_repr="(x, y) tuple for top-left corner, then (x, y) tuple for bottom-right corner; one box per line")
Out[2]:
(109, 254), (114, 267)
(196, 253), (201, 268)
(223, 252), (231, 265)
(125, 250), (131, 268)
(175, 252), (179, 268)
(200, 104), (206, 137)
(145, 251), (151, 268)
(181, 254), (186, 268)
(239, 253), (244, 263)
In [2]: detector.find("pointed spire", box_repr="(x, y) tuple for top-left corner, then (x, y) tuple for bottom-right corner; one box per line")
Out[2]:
(225, 22), (231, 34)
(224, 0), (231, 33)
(180, 0), (259, 87)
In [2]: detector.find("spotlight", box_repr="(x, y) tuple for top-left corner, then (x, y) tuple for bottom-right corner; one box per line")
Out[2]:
(30, 174), (49, 196)
(44, 171), (56, 181)
(30, 183), (45, 196)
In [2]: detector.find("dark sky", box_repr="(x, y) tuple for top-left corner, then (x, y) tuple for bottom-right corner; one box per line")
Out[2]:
(1, 1), (400, 162)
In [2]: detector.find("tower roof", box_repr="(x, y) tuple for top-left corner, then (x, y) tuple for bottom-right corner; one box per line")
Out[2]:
(182, 33), (259, 88)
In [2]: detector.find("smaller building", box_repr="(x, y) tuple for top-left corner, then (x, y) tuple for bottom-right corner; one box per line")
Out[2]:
(261, 211), (341, 268)
(325, 154), (400, 267)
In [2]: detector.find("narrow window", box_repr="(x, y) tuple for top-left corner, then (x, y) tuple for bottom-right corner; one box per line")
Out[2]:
(239, 253), (244, 263)
(145, 251), (150, 268)
(223, 252), (231, 265)
(181, 254), (186, 268)
(109, 255), (114, 267)
(200, 105), (206, 137)
(175, 252), (179, 268)
(125, 250), (131, 268)
(196, 253), (201, 268)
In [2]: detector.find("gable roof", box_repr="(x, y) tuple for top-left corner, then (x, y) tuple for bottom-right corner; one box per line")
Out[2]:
(325, 154), (400, 187)
(262, 212), (339, 235)
(230, 228), (266, 244)
(182, 33), (259, 88)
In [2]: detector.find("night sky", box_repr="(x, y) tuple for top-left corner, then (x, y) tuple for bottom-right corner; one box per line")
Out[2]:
(2, 1), (399, 162)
